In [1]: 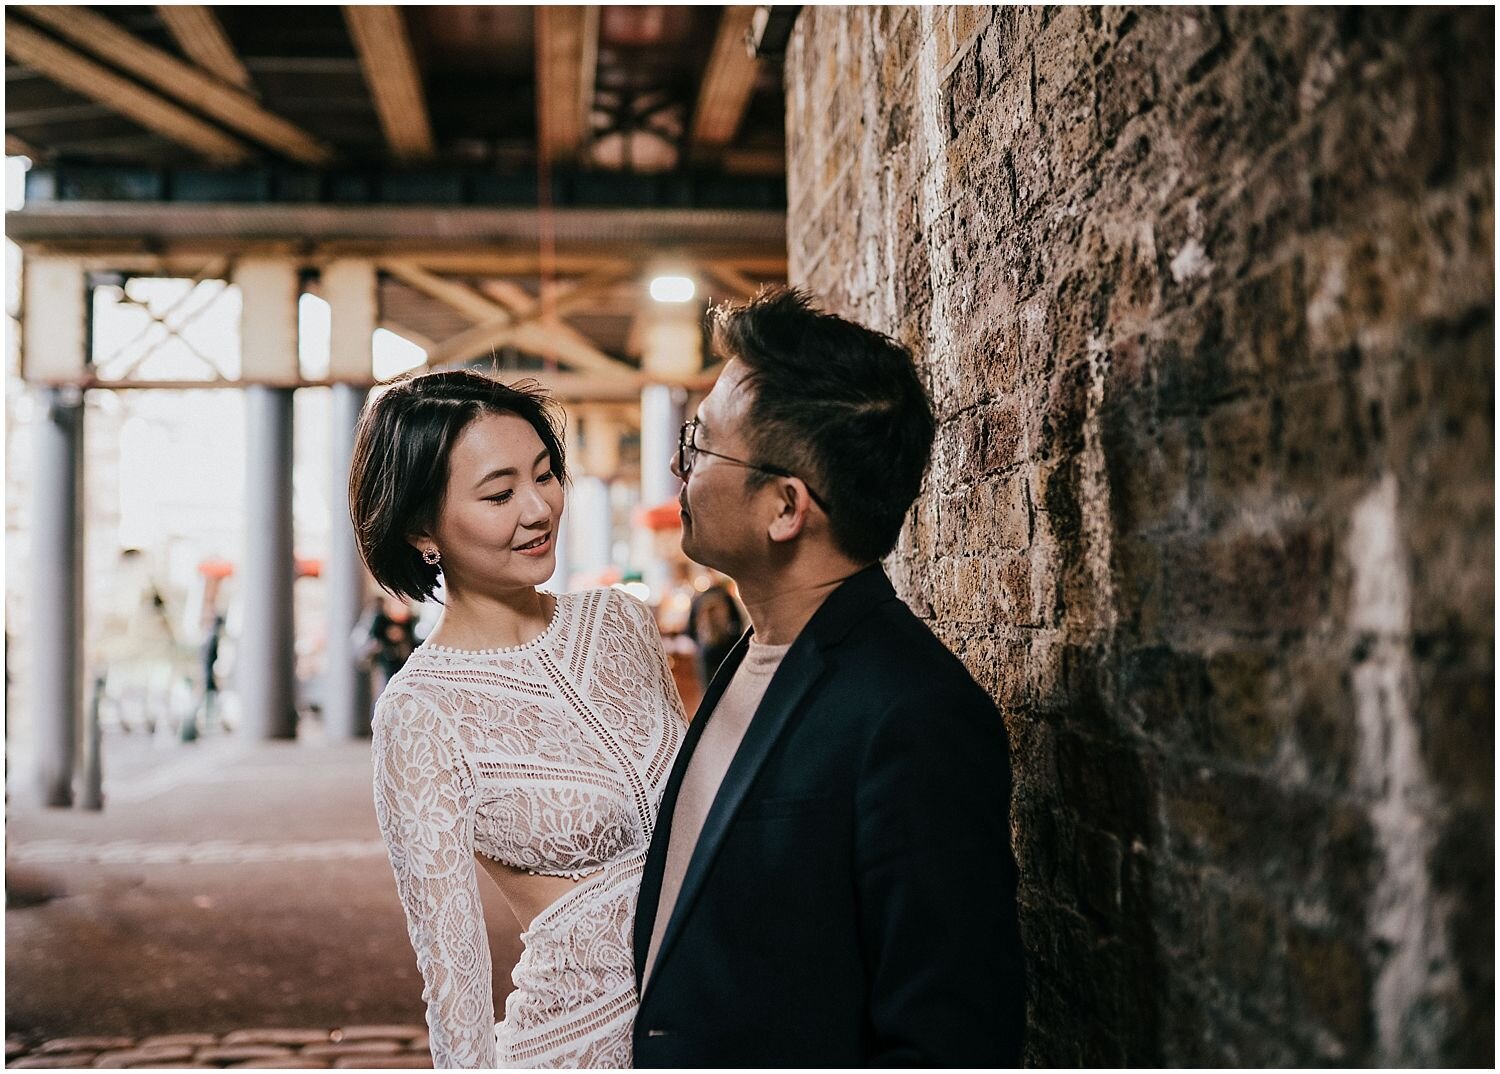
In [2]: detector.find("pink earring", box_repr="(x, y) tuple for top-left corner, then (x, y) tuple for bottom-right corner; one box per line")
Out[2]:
(422, 547), (441, 566)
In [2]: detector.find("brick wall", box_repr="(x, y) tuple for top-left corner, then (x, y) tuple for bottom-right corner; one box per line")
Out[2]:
(784, 7), (1492, 1065)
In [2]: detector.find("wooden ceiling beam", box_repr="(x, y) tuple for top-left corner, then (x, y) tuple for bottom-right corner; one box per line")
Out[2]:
(477, 279), (537, 312)
(425, 315), (632, 376)
(15, 6), (333, 165)
(379, 320), (437, 351)
(384, 260), (637, 378)
(156, 5), (253, 90)
(7, 240), (785, 278)
(700, 261), (760, 299)
(423, 267), (637, 374)
(509, 321), (631, 378)
(5, 132), (44, 159)
(689, 6), (760, 157)
(396, 368), (696, 403)
(535, 5), (599, 166)
(3, 16), (251, 165)
(720, 145), (786, 175)
(343, 6), (435, 162)
(380, 260), (508, 324)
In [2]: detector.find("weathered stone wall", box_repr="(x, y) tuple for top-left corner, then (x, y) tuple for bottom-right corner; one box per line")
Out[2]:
(784, 7), (1492, 1065)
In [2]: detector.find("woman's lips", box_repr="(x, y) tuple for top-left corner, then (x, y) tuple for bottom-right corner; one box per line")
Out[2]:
(514, 532), (552, 556)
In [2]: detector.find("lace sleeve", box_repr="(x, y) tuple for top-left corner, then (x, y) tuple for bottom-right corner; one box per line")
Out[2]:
(372, 689), (497, 1069)
(617, 590), (688, 730)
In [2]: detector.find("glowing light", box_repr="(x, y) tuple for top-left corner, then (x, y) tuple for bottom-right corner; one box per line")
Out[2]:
(618, 581), (652, 603)
(298, 293), (330, 380)
(373, 327), (426, 379)
(649, 275), (695, 303)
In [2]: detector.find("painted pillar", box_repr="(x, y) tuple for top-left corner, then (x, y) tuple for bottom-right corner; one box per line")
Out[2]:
(31, 388), (85, 805)
(575, 411), (622, 577)
(236, 258), (299, 740)
(640, 304), (699, 599)
(322, 260), (375, 738)
(23, 256), (88, 807)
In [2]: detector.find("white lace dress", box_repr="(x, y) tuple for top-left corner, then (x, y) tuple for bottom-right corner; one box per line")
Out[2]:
(371, 588), (686, 1068)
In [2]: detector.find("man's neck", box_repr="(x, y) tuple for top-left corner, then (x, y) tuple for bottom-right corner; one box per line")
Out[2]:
(736, 559), (873, 647)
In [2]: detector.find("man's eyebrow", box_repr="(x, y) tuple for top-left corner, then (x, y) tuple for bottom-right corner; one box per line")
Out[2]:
(474, 449), (551, 490)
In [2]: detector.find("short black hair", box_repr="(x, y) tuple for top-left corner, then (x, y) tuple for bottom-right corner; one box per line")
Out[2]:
(347, 370), (567, 603)
(710, 287), (935, 563)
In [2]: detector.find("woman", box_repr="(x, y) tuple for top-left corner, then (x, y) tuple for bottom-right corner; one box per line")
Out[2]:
(348, 370), (686, 1068)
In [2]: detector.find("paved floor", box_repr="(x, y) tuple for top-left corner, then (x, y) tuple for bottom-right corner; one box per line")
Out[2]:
(5, 723), (524, 1066)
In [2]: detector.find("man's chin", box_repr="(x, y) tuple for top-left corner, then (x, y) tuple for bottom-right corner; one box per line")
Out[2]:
(678, 533), (715, 571)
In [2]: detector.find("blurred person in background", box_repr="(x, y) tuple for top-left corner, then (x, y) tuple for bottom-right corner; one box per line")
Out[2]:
(684, 583), (745, 687)
(180, 613), (225, 742)
(354, 594), (417, 700)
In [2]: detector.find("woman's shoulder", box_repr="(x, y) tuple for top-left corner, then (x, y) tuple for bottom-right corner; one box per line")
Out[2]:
(370, 668), (459, 740)
(559, 585), (652, 629)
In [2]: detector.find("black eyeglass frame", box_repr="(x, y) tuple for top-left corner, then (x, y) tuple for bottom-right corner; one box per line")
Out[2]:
(677, 418), (830, 511)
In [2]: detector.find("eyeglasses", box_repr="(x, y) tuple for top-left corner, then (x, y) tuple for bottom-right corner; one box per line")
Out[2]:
(677, 418), (829, 511)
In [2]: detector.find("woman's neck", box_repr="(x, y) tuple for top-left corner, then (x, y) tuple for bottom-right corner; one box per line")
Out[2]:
(427, 583), (555, 650)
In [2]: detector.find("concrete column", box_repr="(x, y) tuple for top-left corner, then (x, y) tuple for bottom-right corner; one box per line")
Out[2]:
(322, 260), (375, 738)
(23, 256), (88, 807)
(324, 260), (377, 383)
(324, 384), (370, 737)
(572, 412), (621, 581)
(241, 387), (297, 738)
(572, 475), (614, 577)
(639, 385), (685, 598)
(640, 384), (683, 508)
(30, 387), (84, 807)
(237, 259), (299, 739)
(638, 301), (697, 595)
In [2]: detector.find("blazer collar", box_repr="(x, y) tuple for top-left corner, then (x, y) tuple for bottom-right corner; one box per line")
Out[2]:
(639, 563), (897, 1000)
(633, 627), (752, 993)
(795, 562), (899, 651)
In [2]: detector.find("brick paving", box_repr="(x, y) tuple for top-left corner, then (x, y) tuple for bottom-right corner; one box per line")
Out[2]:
(5, 1026), (433, 1068)
(7, 731), (522, 1062)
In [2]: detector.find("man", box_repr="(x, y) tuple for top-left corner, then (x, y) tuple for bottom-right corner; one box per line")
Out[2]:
(633, 288), (1026, 1066)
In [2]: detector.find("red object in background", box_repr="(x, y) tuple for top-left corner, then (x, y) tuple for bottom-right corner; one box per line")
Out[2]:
(634, 500), (683, 531)
(198, 557), (321, 578)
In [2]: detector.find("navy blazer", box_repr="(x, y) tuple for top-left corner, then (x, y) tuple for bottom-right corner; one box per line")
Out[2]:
(632, 565), (1025, 1067)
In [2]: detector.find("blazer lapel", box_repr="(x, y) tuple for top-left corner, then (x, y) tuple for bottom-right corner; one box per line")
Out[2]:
(635, 565), (899, 999)
(640, 636), (826, 1001)
(634, 629), (751, 992)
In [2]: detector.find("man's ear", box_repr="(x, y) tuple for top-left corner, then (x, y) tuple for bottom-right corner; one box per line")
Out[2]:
(766, 479), (812, 544)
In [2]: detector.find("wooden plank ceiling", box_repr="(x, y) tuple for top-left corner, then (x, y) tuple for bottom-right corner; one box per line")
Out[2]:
(4, 4), (792, 383)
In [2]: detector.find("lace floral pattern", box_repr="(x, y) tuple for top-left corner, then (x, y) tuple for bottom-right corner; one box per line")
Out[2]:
(372, 589), (686, 1068)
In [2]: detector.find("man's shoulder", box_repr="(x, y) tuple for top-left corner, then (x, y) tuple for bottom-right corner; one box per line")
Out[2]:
(824, 593), (994, 712)
(807, 598), (1009, 782)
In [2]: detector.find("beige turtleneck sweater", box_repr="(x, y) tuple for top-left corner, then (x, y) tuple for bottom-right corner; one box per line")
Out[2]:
(642, 638), (792, 991)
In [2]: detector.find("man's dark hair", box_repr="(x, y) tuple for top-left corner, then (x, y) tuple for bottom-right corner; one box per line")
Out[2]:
(347, 369), (567, 603)
(711, 287), (935, 563)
